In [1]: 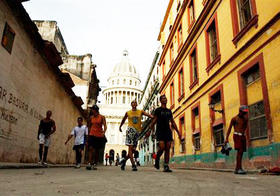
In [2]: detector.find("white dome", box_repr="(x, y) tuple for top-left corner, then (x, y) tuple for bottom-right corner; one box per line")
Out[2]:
(109, 50), (139, 79)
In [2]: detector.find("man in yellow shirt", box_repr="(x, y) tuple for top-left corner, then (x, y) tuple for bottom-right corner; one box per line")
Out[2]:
(119, 100), (153, 171)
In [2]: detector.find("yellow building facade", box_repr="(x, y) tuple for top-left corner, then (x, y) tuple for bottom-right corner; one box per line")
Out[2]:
(158, 0), (280, 169)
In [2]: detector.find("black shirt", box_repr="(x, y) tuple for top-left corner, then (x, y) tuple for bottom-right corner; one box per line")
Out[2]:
(154, 107), (173, 133)
(38, 119), (54, 135)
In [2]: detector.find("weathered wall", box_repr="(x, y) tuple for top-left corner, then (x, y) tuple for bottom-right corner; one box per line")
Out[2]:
(34, 20), (69, 55)
(0, 1), (82, 164)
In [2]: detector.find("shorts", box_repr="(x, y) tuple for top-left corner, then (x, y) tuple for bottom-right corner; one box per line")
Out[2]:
(73, 144), (85, 151)
(125, 127), (139, 146)
(88, 135), (107, 149)
(39, 133), (51, 147)
(233, 134), (247, 152)
(156, 130), (173, 142)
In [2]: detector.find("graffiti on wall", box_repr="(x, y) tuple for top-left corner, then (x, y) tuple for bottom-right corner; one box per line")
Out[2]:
(0, 84), (43, 140)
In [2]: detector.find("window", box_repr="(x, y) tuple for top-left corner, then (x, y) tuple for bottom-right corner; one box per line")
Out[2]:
(249, 101), (267, 139)
(111, 97), (113, 104)
(170, 82), (175, 108)
(162, 61), (166, 80)
(188, 0), (195, 29)
(123, 95), (126, 104)
(177, 25), (183, 48)
(1, 23), (15, 54)
(170, 43), (174, 65)
(213, 124), (224, 146)
(230, 0), (258, 45)
(243, 65), (260, 86)
(179, 117), (185, 153)
(205, 14), (220, 71)
(193, 132), (200, 150)
(238, 0), (253, 29)
(123, 79), (126, 84)
(208, 23), (218, 62)
(178, 68), (184, 99)
(112, 80), (114, 85)
(190, 47), (198, 87)
(192, 105), (200, 150)
(117, 79), (119, 85)
(130, 80), (132, 85)
(135, 81), (137, 86)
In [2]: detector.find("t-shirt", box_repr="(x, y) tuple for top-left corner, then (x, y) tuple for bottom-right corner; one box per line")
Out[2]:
(90, 115), (104, 137)
(154, 107), (173, 133)
(39, 119), (55, 135)
(127, 109), (143, 132)
(71, 125), (88, 145)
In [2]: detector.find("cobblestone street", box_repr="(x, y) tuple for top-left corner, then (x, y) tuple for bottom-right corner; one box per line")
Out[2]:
(0, 166), (279, 196)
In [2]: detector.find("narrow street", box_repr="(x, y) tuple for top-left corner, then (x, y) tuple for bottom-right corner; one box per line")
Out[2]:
(0, 166), (279, 196)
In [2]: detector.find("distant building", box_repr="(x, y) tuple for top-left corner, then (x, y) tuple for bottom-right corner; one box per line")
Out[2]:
(157, 0), (280, 169)
(99, 50), (142, 164)
(34, 20), (100, 109)
(139, 49), (161, 166)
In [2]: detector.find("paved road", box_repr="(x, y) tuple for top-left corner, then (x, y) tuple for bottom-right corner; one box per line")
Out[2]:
(0, 166), (279, 196)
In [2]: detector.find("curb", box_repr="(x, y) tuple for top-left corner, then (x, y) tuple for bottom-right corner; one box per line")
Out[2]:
(0, 163), (75, 169)
(176, 167), (259, 174)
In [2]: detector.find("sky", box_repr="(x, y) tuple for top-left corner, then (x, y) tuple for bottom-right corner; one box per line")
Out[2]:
(23, 0), (169, 89)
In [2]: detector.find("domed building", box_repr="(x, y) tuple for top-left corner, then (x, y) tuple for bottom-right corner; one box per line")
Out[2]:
(99, 50), (142, 164)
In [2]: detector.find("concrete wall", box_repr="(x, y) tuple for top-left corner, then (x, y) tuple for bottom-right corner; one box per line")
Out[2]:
(0, 1), (83, 164)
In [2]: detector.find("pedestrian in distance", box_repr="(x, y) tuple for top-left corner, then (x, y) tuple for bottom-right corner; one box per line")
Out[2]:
(105, 153), (109, 166)
(149, 95), (183, 172)
(225, 105), (249, 175)
(65, 117), (88, 168)
(109, 153), (113, 166)
(119, 100), (153, 171)
(115, 153), (120, 166)
(37, 110), (56, 165)
(86, 105), (107, 170)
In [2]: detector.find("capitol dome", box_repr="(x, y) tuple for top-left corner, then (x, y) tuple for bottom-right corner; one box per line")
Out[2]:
(103, 50), (142, 105)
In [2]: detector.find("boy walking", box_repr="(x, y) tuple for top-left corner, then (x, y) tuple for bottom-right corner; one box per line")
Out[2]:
(149, 95), (182, 172)
(119, 100), (153, 171)
(37, 110), (56, 165)
(65, 117), (88, 168)
(225, 105), (249, 174)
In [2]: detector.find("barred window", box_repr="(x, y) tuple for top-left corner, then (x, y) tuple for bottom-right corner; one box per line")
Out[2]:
(238, 0), (253, 29)
(193, 133), (200, 150)
(213, 124), (224, 146)
(249, 101), (267, 139)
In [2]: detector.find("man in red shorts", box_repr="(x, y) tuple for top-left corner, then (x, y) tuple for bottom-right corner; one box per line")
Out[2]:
(225, 105), (248, 174)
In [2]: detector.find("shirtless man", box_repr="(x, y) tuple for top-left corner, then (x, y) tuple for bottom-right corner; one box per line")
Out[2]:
(37, 110), (56, 165)
(225, 105), (249, 174)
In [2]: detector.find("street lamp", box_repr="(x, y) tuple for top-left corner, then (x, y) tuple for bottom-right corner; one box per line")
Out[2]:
(208, 102), (223, 113)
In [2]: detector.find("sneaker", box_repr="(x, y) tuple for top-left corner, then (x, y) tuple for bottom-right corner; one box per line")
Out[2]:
(132, 165), (138, 171)
(163, 165), (172, 172)
(42, 162), (48, 166)
(234, 169), (246, 174)
(38, 160), (42, 165)
(75, 164), (81, 169)
(86, 163), (92, 170)
(120, 159), (126, 171)
(154, 159), (160, 170)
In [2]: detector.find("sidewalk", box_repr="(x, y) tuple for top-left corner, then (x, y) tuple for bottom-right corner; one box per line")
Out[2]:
(176, 167), (259, 174)
(0, 162), (74, 169)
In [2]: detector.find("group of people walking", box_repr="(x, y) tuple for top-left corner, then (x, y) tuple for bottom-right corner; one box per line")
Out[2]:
(37, 94), (249, 174)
